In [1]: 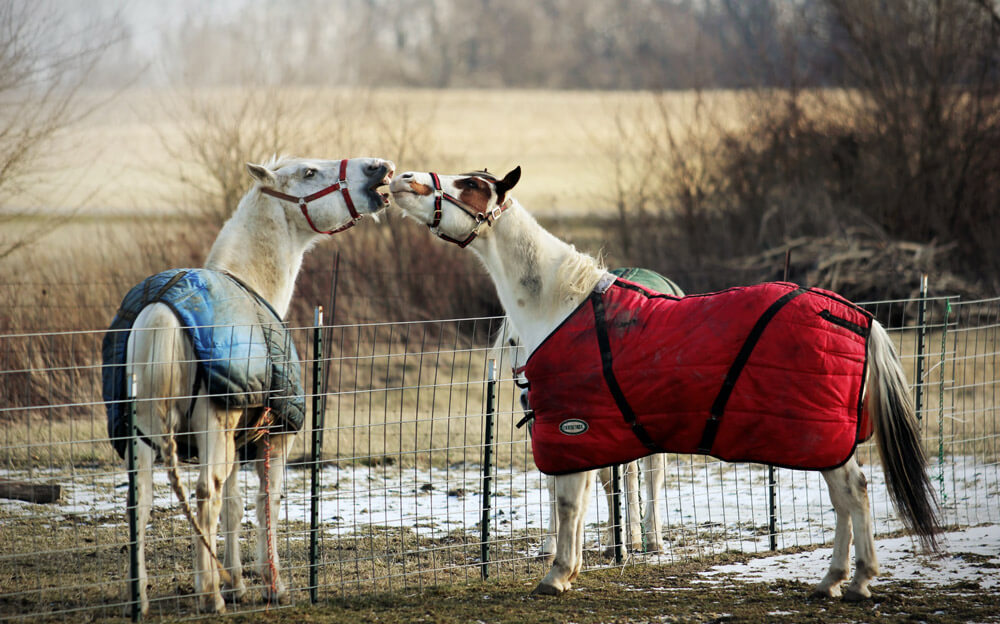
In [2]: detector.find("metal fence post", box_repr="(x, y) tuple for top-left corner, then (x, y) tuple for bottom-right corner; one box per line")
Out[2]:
(480, 359), (497, 580)
(768, 251), (794, 550)
(914, 274), (929, 420)
(309, 306), (325, 603)
(937, 297), (951, 504)
(611, 464), (624, 564)
(126, 375), (141, 622)
(767, 469), (778, 551)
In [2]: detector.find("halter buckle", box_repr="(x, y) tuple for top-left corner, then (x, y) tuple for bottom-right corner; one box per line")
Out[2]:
(489, 205), (504, 222)
(298, 198), (308, 208)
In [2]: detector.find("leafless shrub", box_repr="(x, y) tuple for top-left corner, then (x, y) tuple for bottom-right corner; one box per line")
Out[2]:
(605, 1), (999, 300)
(0, 2), (129, 260)
(156, 83), (495, 326)
(0, 220), (214, 420)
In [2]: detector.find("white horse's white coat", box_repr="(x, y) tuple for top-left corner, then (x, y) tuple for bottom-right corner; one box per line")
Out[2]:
(126, 156), (393, 614)
(391, 166), (941, 602)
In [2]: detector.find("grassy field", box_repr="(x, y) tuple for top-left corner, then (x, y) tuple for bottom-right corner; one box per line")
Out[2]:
(5, 87), (749, 218)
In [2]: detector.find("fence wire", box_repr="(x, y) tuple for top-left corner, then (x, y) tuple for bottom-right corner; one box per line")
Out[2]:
(0, 295), (998, 621)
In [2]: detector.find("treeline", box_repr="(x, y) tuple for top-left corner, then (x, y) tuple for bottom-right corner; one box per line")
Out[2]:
(600, 0), (1000, 299)
(98, 0), (998, 91)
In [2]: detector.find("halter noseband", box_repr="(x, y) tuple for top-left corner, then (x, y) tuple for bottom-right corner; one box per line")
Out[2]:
(259, 159), (362, 235)
(427, 172), (509, 248)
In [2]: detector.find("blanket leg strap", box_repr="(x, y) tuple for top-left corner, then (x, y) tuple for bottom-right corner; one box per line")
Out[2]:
(591, 292), (664, 453)
(697, 286), (806, 454)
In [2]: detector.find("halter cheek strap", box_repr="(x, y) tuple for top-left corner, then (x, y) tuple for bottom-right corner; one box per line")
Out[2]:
(427, 172), (509, 248)
(260, 159), (362, 235)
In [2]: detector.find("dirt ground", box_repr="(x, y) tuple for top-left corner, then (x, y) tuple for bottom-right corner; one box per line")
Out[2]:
(244, 567), (1000, 624)
(7, 542), (998, 624)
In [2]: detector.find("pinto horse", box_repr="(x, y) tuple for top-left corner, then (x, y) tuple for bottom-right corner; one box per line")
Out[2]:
(496, 269), (682, 557)
(391, 166), (942, 602)
(103, 156), (393, 614)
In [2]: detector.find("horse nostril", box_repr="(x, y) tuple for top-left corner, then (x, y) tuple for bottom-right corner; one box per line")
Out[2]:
(400, 172), (414, 180)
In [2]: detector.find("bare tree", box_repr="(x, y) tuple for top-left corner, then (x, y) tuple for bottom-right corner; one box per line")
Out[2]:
(0, 1), (128, 260)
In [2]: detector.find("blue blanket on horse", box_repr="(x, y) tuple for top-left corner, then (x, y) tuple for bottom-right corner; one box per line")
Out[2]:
(102, 269), (305, 459)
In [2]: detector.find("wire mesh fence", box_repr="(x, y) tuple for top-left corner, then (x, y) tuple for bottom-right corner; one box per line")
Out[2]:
(0, 293), (998, 621)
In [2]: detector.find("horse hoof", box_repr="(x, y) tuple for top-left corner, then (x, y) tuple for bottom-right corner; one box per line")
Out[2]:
(199, 597), (226, 614)
(262, 586), (290, 606)
(810, 586), (840, 599)
(842, 588), (871, 603)
(224, 584), (247, 604)
(531, 582), (563, 596)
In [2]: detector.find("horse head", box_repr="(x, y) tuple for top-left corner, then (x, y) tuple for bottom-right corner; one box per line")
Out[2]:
(389, 166), (521, 247)
(248, 157), (394, 236)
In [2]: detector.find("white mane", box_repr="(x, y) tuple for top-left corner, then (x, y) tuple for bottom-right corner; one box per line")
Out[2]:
(555, 246), (605, 303)
(262, 153), (296, 170)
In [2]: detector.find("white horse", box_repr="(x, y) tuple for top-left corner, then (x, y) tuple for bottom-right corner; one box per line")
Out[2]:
(390, 166), (942, 602)
(110, 156), (393, 614)
(496, 320), (666, 557)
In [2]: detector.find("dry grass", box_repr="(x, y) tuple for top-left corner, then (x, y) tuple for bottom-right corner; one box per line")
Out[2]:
(2, 87), (758, 219)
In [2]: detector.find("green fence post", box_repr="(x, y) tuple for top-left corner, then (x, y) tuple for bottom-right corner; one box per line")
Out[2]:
(611, 464), (624, 564)
(309, 306), (325, 603)
(480, 359), (497, 580)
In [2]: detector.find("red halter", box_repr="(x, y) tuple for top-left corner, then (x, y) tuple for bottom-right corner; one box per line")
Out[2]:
(259, 159), (362, 235)
(427, 172), (509, 248)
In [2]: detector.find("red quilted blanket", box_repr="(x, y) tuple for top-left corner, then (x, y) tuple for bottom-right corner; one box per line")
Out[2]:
(521, 279), (874, 474)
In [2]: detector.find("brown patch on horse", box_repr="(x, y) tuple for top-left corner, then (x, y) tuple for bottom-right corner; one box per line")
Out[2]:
(406, 180), (434, 196)
(455, 176), (494, 212)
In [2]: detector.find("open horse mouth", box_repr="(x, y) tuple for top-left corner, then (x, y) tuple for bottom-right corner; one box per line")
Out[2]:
(368, 168), (394, 207)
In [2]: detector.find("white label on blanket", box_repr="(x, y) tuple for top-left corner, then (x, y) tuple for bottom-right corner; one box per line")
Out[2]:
(559, 419), (589, 435)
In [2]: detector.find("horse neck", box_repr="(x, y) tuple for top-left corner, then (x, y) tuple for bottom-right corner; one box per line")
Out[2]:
(471, 200), (603, 353)
(204, 194), (314, 317)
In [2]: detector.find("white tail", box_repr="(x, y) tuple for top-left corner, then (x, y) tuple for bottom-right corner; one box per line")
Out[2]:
(867, 320), (943, 551)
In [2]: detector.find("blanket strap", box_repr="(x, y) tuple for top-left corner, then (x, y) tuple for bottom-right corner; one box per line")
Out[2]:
(697, 286), (806, 454)
(591, 291), (665, 453)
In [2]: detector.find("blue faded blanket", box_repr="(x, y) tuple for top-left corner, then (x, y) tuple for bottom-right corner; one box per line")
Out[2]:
(102, 269), (305, 459)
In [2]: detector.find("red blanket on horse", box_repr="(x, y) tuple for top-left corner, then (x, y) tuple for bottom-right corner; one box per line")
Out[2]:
(521, 278), (874, 475)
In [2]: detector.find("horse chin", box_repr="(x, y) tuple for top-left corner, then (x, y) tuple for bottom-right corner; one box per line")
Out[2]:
(388, 192), (426, 220)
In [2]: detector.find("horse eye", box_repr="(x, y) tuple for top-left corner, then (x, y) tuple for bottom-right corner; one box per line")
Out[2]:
(304, 168), (316, 178)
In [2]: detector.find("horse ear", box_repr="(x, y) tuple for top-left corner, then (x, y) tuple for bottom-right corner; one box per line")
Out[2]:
(495, 166), (522, 202)
(246, 162), (277, 186)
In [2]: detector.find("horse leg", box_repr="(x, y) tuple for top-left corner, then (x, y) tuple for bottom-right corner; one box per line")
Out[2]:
(842, 458), (878, 600)
(191, 404), (236, 614)
(567, 473), (592, 584)
(220, 457), (247, 603)
(540, 474), (558, 557)
(255, 432), (294, 605)
(133, 441), (155, 616)
(640, 454), (664, 553)
(814, 458), (878, 600)
(125, 308), (195, 615)
(623, 462), (642, 552)
(533, 470), (593, 595)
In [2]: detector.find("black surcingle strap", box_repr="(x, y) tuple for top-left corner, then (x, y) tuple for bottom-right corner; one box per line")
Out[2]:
(590, 289), (665, 453)
(697, 286), (806, 454)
